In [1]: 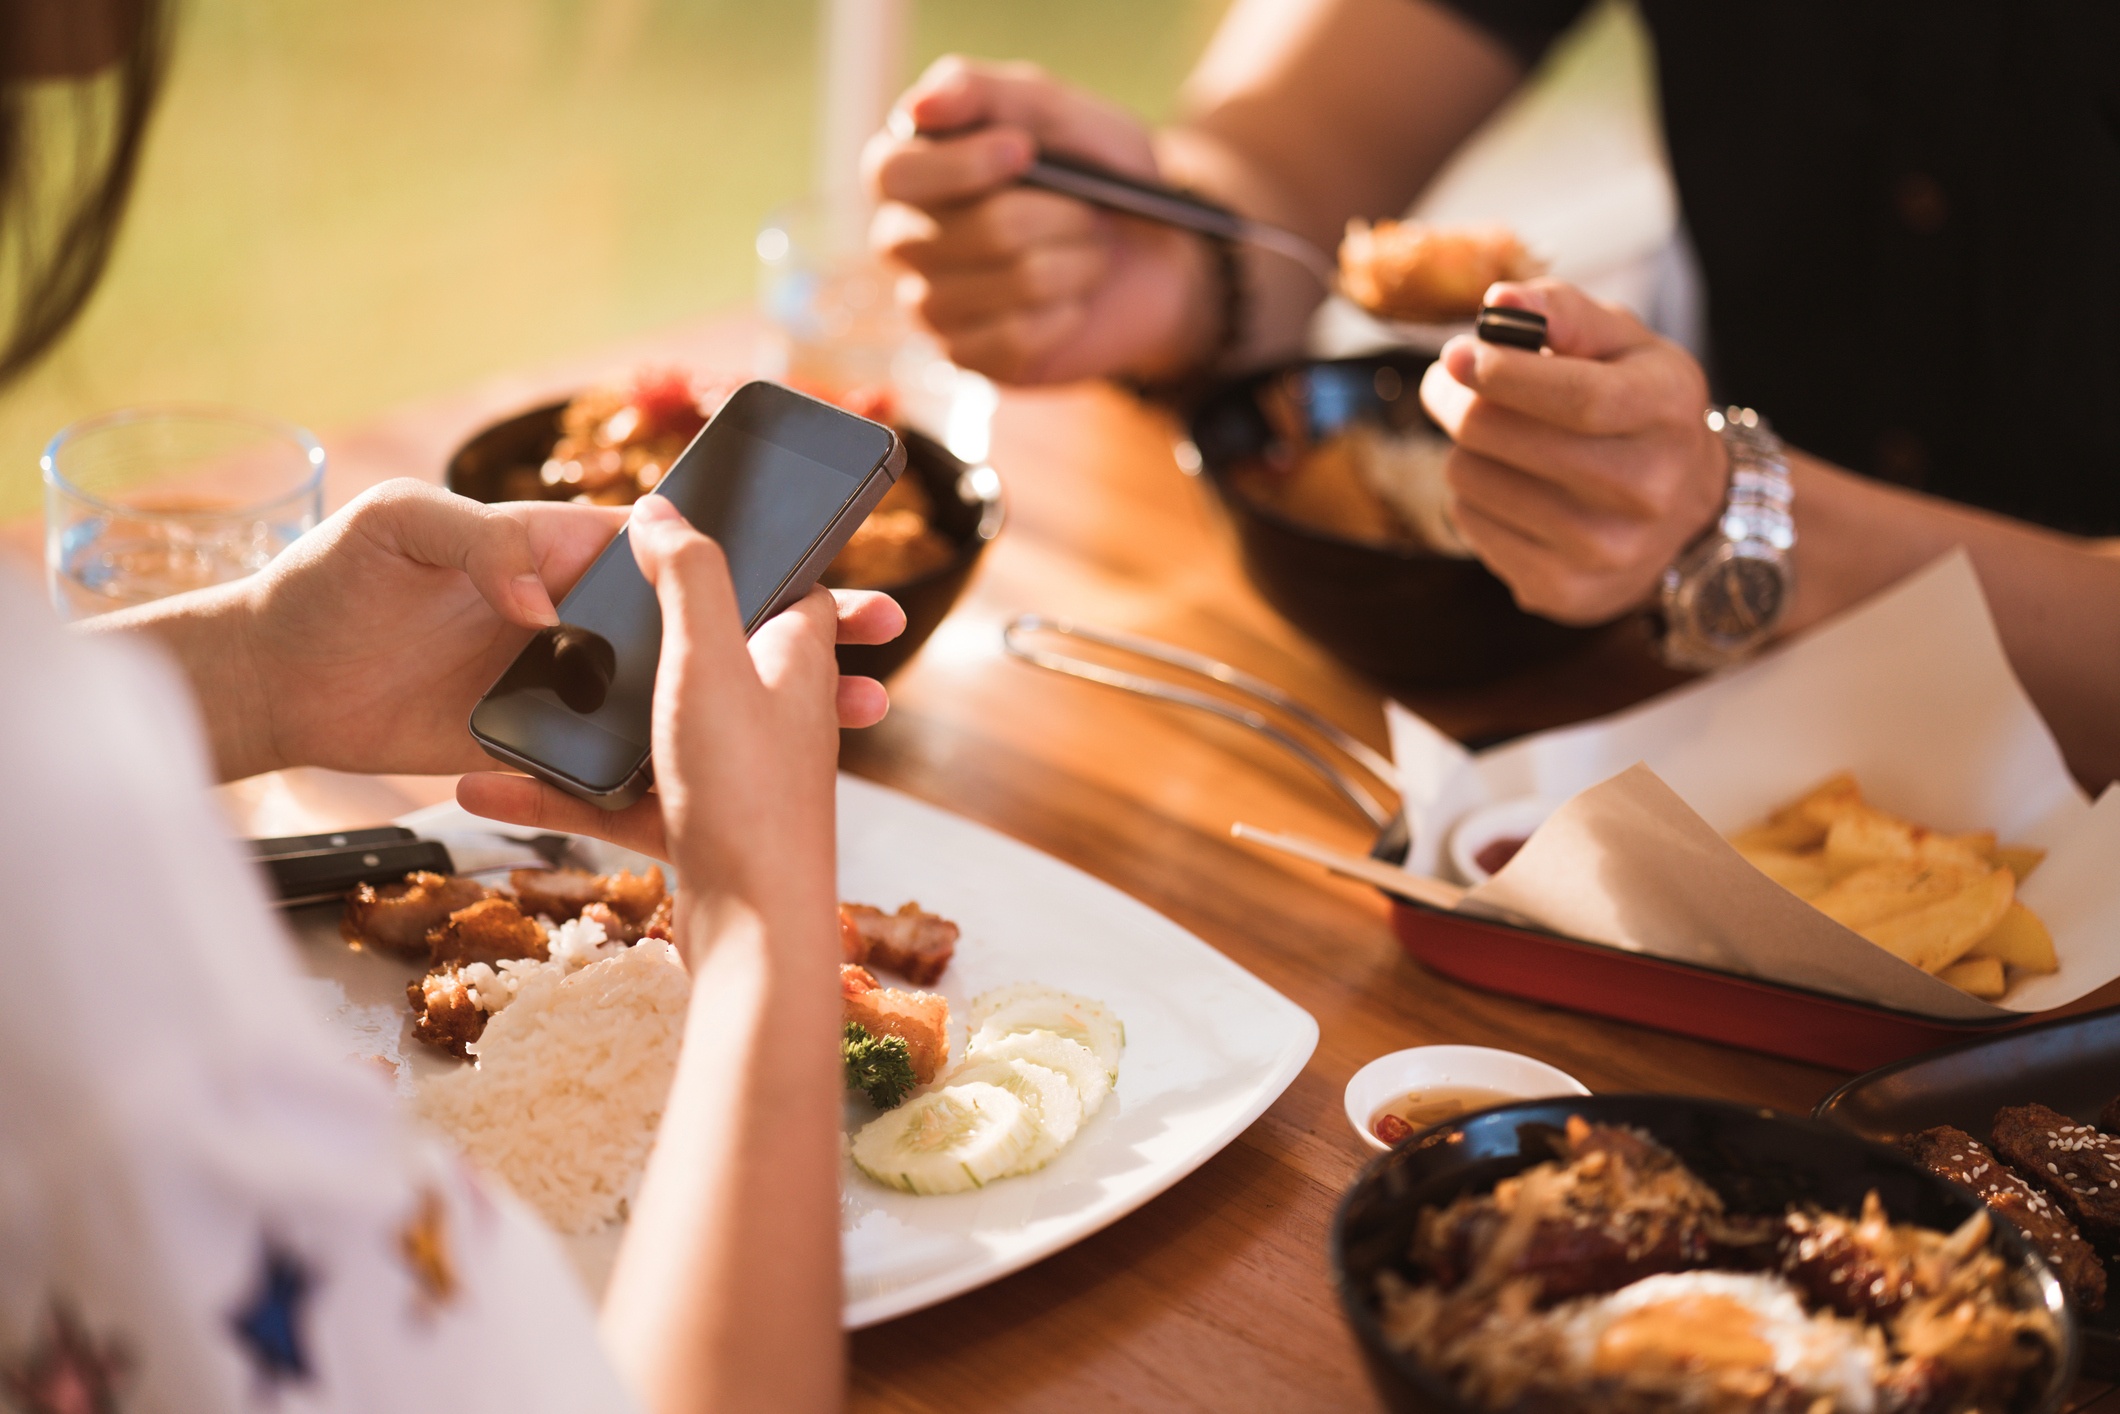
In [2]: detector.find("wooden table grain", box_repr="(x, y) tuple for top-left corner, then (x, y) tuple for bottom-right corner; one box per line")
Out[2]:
(14, 315), (2106, 1411)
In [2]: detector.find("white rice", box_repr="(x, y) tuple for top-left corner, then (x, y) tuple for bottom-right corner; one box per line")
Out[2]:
(457, 914), (618, 1019)
(414, 939), (690, 1234)
(1347, 423), (1471, 556)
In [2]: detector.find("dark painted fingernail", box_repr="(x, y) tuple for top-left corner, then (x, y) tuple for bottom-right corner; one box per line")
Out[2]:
(1476, 305), (1548, 351)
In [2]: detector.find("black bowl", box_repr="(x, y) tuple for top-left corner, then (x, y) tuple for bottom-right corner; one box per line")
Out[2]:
(1331, 1094), (2076, 1413)
(445, 400), (1004, 681)
(1188, 352), (1602, 690)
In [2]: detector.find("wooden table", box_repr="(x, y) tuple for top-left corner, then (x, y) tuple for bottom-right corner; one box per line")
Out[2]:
(16, 314), (2112, 1411)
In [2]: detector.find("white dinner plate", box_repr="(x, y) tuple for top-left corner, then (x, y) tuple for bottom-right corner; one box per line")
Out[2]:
(283, 774), (1318, 1329)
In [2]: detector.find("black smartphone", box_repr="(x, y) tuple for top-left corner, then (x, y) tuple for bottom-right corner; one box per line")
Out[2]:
(468, 380), (904, 809)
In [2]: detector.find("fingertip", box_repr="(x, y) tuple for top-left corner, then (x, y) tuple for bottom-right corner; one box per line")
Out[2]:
(834, 588), (908, 646)
(1483, 280), (1547, 314)
(631, 493), (680, 525)
(455, 770), (526, 822)
(837, 675), (891, 729)
(1440, 334), (1480, 383)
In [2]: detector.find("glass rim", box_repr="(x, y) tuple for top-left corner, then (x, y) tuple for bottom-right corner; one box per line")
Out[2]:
(42, 404), (327, 520)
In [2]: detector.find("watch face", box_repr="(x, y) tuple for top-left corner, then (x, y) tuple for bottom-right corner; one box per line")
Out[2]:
(1694, 553), (1785, 645)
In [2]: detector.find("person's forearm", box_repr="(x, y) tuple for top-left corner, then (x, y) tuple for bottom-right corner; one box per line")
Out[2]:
(80, 579), (280, 782)
(1155, 0), (1521, 367)
(1780, 454), (2120, 789)
(602, 890), (845, 1414)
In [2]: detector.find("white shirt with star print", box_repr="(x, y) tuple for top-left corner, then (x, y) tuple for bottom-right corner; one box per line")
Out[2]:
(0, 569), (638, 1413)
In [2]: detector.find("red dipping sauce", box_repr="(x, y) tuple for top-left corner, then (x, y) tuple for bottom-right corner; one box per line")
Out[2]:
(1473, 835), (1527, 876)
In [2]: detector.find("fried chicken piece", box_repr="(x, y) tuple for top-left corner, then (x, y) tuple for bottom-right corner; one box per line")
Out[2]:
(598, 867), (666, 923)
(842, 902), (958, 986)
(840, 906), (869, 965)
(823, 502), (954, 590)
(840, 963), (949, 1083)
(407, 969), (486, 1058)
(1412, 1117), (1762, 1303)
(1905, 1125), (2105, 1310)
(1991, 1101), (2120, 1245)
(342, 872), (492, 958)
(426, 897), (546, 969)
(640, 895), (673, 943)
(1229, 437), (1410, 546)
(1337, 219), (1543, 324)
(510, 868), (601, 919)
(510, 865), (667, 924)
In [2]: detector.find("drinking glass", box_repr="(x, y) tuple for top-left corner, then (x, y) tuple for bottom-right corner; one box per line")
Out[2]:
(44, 407), (325, 620)
(756, 201), (998, 466)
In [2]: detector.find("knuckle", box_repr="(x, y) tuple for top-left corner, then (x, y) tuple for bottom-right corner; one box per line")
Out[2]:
(1567, 382), (1619, 435)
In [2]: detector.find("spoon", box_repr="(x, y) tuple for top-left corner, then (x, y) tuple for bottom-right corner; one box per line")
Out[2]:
(1016, 152), (1547, 352)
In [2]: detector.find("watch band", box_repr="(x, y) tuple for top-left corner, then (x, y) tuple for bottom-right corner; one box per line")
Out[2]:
(1656, 407), (1796, 672)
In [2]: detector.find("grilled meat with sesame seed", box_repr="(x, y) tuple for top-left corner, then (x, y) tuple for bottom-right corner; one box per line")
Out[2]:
(1905, 1125), (2104, 1310)
(1991, 1102), (2120, 1248)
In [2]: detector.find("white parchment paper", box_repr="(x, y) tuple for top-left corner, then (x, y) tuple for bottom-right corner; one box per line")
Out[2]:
(1387, 552), (2120, 1020)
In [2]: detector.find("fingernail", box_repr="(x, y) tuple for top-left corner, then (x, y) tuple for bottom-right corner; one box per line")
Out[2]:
(511, 573), (560, 626)
(887, 107), (916, 140)
(632, 494), (679, 525)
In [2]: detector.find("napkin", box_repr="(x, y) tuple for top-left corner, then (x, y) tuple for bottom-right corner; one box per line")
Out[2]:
(1388, 551), (2120, 1020)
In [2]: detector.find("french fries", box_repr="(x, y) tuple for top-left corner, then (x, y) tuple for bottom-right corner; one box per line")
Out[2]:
(1966, 903), (2058, 974)
(1729, 774), (2054, 1001)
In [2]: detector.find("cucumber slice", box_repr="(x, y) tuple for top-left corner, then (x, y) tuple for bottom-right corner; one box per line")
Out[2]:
(968, 990), (1124, 1083)
(967, 982), (1067, 1025)
(965, 1028), (1113, 1118)
(850, 1082), (1039, 1195)
(944, 1058), (1083, 1173)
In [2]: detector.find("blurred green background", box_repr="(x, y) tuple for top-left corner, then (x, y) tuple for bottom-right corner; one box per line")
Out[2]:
(0, 0), (1229, 517)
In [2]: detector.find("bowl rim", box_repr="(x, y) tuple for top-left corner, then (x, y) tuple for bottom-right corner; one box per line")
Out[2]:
(441, 395), (1006, 598)
(1444, 796), (1562, 888)
(1328, 1091), (2080, 1413)
(1344, 1045), (1590, 1154)
(1186, 349), (1466, 562)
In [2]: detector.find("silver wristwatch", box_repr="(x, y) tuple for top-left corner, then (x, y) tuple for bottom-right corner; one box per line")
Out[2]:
(1656, 407), (1796, 672)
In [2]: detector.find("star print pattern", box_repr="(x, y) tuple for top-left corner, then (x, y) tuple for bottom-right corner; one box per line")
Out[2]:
(228, 1242), (315, 1386)
(398, 1189), (458, 1309)
(1, 1300), (130, 1414)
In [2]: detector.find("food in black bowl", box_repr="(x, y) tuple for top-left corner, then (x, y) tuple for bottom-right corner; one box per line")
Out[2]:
(1187, 352), (1602, 690)
(1332, 1094), (2073, 1413)
(445, 370), (1004, 681)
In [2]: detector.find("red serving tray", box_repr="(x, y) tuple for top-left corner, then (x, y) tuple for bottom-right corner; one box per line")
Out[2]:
(1388, 899), (2029, 1072)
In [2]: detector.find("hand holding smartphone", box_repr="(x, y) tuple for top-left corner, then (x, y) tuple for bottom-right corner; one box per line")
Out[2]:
(469, 381), (904, 808)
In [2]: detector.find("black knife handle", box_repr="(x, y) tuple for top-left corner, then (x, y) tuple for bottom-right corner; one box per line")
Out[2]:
(264, 839), (456, 907)
(249, 825), (416, 861)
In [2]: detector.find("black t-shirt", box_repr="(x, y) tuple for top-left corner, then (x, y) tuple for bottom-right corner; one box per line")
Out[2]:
(1431, 0), (2120, 534)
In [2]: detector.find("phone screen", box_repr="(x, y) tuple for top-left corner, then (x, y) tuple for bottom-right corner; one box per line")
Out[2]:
(469, 382), (898, 801)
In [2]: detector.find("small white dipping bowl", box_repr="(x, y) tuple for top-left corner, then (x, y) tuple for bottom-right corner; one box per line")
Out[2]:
(1447, 795), (1560, 886)
(1345, 1045), (1590, 1152)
